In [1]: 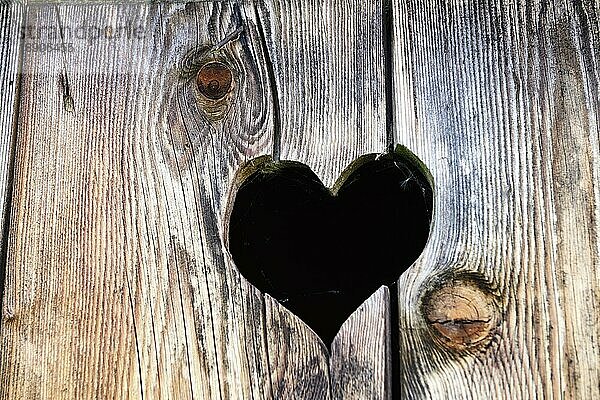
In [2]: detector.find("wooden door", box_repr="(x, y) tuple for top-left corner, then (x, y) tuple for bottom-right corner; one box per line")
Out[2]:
(1, 1), (599, 399)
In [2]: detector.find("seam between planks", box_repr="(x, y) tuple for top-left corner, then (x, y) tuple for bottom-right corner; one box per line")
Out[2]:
(0, 1), (26, 336)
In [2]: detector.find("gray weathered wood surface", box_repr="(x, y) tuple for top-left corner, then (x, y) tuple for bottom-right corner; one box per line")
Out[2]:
(330, 287), (391, 399)
(394, 0), (600, 398)
(1, 0), (599, 399)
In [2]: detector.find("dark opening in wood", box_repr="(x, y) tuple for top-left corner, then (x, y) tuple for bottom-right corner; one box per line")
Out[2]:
(228, 147), (433, 346)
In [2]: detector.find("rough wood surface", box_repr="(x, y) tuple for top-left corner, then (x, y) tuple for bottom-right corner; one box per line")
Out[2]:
(1, 0), (599, 399)
(393, 0), (600, 398)
(330, 287), (391, 400)
(257, 0), (388, 186)
(264, 295), (330, 399)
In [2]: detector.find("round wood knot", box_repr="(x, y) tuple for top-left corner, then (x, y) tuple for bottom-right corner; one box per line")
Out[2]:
(423, 279), (499, 351)
(197, 62), (233, 100)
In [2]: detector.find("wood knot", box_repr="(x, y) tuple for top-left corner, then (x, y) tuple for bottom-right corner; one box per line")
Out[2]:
(3, 307), (16, 322)
(422, 279), (499, 351)
(197, 62), (233, 100)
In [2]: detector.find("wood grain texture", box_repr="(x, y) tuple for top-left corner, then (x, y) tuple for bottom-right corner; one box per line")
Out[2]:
(1, 0), (599, 399)
(393, 0), (600, 398)
(0, 1), (329, 398)
(330, 287), (391, 400)
(264, 295), (330, 399)
(0, 1), (23, 312)
(257, 0), (388, 186)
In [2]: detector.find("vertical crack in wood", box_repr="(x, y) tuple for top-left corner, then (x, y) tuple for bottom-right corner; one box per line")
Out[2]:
(383, 0), (399, 398)
(53, 5), (75, 112)
(0, 2), (26, 336)
(383, 0), (395, 153)
(252, 0), (281, 161)
(118, 111), (146, 400)
(124, 265), (146, 400)
(389, 284), (400, 400)
(260, 294), (276, 399)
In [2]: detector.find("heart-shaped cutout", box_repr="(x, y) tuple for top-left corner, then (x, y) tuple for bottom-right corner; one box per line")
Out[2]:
(228, 148), (433, 345)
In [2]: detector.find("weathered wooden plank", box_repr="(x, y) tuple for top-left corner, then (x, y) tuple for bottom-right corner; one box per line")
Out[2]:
(0, 1), (330, 398)
(393, 0), (600, 398)
(257, 1), (390, 398)
(0, 1), (24, 317)
(330, 287), (391, 400)
(257, 0), (388, 186)
(2, 4), (183, 398)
